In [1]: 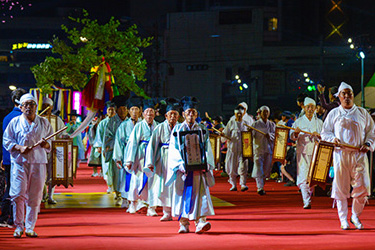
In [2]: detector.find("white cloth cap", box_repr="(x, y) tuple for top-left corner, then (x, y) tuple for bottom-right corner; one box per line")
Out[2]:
(259, 105), (270, 112)
(335, 82), (353, 97)
(304, 97), (316, 106)
(20, 93), (37, 105)
(238, 102), (248, 111)
(43, 97), (53, 106)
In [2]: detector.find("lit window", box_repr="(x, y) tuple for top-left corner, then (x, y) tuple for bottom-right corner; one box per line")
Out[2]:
(268, 17), (278, 31)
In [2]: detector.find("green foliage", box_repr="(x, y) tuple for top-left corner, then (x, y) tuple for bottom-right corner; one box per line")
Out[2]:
(31, 10), (153, 98)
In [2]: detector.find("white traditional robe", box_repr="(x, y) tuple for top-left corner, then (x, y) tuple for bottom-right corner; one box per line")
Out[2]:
(166, 121), (215, 220)
(222, 118), (250, 187)
(321, 105), (375, 200)
(124, 119), (158, 202)
(93, 117), (110, 182)
(113, 117), (141, 199)
(3, 115), (53, 231)
(144, 120), (174, 208)
(290, 115), (323, 206)
(251, 119), (275, 189)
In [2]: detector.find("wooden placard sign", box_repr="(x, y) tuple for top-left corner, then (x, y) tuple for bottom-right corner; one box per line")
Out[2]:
(51, 139), (74, 188)
(272, 127), (289, 164)
(307, 141), (334, 188)
(209, 134), (221, 166)
(241, 131), (253, 160)
(73, 145), (78, 178)
(178, 130), (208, 172)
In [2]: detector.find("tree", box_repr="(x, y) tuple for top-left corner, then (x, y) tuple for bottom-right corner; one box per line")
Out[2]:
(31, 10), (153, 98)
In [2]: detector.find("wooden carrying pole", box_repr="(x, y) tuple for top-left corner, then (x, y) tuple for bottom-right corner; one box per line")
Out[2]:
(244, 124), (266, 135)
(29, 126), (68, 149)
(209, 128), (232, 141)
(280, 124), (360, 151)
(38, 105), (51, 116)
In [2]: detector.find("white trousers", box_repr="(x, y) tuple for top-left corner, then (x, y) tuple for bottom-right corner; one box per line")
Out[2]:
(10, 163), (46, 231)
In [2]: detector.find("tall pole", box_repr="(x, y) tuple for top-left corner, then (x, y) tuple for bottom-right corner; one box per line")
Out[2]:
(361, 57), (365, 107)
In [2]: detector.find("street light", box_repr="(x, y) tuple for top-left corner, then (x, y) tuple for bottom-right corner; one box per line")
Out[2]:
(359, 51), (365, 107)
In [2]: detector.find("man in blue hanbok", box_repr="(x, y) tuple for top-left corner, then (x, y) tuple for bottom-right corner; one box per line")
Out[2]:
(113, 98), (142, 209)
(94, 102), (116, 192)
(103, 95), (128, 205)
(166, 96), (215, 234)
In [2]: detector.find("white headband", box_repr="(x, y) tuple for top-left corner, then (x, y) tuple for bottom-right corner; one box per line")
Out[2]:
(335, 82), (353, 97)
(304, 97), (316, 106)
(43, 97), (53, 106)
(238, 102), (248, 111)
(20, 93), (37, 105)
(259, 105), (270, 112)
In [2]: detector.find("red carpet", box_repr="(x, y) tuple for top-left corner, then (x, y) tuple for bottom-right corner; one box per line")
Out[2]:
(2, 164), (375, 250)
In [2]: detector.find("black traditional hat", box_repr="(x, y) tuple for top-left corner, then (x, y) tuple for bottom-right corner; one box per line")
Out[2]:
(111, 95), (128, 108)
(127, 97), (143, 109)
(180, 96), (199, 111)
(143, 99), (157, 110)
(165, 97), (181, 113)
(106, 101), (116, 108)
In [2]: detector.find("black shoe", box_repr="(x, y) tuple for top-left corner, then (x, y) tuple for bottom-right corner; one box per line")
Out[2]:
(229, 186), (237, 191)
(241, 186), (249, 192)
(257, 189), (266, 195)
(48, 199), (57, 204)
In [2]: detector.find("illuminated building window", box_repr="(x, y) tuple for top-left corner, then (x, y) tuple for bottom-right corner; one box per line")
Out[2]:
(268, 17), (278, 31)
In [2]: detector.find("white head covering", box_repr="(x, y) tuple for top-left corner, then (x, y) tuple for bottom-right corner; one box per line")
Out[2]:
(259, 105), (270, 112)
(335, 82), (353, 97)
(20, 93), (37, 105)
(238, 102), (248, 111)
(43, 97), (53, 106)
(304, 97), (316, 106)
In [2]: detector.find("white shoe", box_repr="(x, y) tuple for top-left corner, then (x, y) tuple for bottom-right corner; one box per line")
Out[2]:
(115, 197), (122, 206)
(128, 202), (136, 214)
(340, 220), (350, 230)
(121, 199), (129, 209)
(91, 173), (99, 177)
(147, 207), (158, 216)
(160, 214), (172, 221)
(107, 186), (112, 194)
(178, 224), (189, 233)
(350, 215), (364, 230)
(195, 221), (211, 234)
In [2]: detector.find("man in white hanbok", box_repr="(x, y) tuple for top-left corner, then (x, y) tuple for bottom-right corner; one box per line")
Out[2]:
(113, 98), (142, 209)
(125, 100), (158, 215)
(166, 96), (215, 234)
(93, 102), (116, 192)
(222, 105), (251, 191)
(3, 93), (53, 238)
(321, 82), (375, 230)
(290, 97), (322, 209)
(145, 99), (180, 221)
(251, 106), (275, 195)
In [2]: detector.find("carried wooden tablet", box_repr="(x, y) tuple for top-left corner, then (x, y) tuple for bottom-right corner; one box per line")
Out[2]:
(307, 141), (334, 188)
(209, 134), (221, 166)
(51, 139), (74, 188)
(272, 127), (289, 164)
(241, 131), (253, 160)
